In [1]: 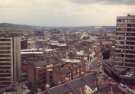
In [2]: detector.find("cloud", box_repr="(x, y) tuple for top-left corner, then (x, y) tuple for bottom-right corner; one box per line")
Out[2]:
(70, 0), (135, 5)
(0, 0), (134, 26)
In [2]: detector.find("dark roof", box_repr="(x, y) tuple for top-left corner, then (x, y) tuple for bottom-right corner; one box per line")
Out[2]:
(47, 73), (97, 94)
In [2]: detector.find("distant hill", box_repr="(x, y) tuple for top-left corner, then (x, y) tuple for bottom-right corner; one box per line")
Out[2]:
(0, 23), (42, 32)
(0, 23), (115, 33)
(0, 23), (32, 28)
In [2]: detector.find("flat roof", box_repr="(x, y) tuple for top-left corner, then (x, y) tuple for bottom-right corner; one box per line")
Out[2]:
(61, 58), (81, 63)
(21, 51), (43, 55)
(21, 48), (55, 54)
(76, 50), (85, 56)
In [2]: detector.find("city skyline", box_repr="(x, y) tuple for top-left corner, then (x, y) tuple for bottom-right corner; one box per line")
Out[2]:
(0, 0), (134, 26)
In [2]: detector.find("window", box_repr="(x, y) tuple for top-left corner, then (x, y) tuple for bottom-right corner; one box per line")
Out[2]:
(0, 55), (11, 57)
(0, 47), (10, 49)
(0, 39), (10, 41)
(0, 59), (11, 61)
(127, 24), (135, 27)
(0, 51), (11, 53)
(127, 28), (135, 31)
(117, 19), (126, 22)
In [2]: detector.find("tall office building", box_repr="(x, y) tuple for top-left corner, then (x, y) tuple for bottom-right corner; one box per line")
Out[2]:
(0, 37), (21, 88)
(115, 14), (135, 67)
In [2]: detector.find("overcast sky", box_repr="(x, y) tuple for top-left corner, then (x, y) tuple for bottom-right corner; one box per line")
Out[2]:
(0, 0), (134, 26)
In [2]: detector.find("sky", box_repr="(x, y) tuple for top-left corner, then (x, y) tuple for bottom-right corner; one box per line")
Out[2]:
(0, 0), (134, 26)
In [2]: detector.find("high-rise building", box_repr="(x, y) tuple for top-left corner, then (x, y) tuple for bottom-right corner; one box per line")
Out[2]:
(0, 37), (21, 89)
(115, 14), (135, 67)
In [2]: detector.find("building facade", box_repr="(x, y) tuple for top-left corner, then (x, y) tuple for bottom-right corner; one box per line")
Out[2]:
(0, 37), (21, 89)
(115, 14), (135, 67)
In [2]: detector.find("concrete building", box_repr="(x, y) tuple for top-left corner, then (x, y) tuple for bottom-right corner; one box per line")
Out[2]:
(114, 14), (135, 67)
(0, 37), (21, 89)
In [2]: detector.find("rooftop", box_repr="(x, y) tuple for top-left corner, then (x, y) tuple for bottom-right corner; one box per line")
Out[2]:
(61, 58), (81, 63)
(21, 48), (55, 54)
